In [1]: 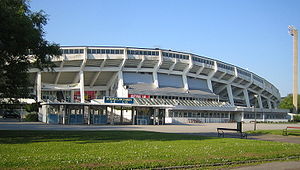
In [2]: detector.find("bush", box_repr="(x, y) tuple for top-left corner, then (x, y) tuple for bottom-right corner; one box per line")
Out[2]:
(293, 115), (300, 122)
(24, 113), (38, 122)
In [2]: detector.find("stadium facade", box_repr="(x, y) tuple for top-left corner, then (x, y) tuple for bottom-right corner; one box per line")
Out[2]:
(30, 46), (288, 125)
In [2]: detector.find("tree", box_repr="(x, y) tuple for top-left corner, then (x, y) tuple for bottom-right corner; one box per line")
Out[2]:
(278, 94), (300, 113)
(0, 0), (60, 102)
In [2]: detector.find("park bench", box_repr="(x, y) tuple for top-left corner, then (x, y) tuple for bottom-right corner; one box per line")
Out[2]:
(282, 126), (300, 136)
(217, 122), (247, 139)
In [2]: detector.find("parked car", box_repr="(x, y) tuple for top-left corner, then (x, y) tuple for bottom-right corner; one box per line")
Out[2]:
(3, 112), (20, 119)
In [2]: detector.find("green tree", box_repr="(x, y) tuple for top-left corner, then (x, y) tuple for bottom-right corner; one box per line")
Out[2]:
(0, 0), (60, 102)
(279, 94), (300, 113)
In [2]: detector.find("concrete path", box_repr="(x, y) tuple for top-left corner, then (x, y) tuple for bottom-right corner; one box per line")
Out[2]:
(232, 160), (300, 170)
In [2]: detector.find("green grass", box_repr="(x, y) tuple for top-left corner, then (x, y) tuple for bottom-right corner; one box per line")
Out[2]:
(0, 130), (300, 169)
(247, 129), (300, 136)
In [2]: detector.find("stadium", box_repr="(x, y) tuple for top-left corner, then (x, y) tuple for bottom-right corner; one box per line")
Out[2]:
(30, 46), (288, 125)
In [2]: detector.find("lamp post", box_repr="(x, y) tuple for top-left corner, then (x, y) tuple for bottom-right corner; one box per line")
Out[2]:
(288, 25), (298, 113)
(253, 94), (258, 131)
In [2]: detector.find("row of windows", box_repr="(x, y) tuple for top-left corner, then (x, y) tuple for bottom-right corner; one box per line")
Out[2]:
(127, 50), (159, 56)
(149, 95), (217, 101)
(87, 49), (124, 54)
(169, 111), (229, 118)
(237, 69), (251, 77)
(217, 63), (234, 71)
(244, 113), (286, 119)
(192, 57), (214, 65)
(162, 52), (189, 60)
(253, 75), (264, 83)
(61, 49), (84, 54)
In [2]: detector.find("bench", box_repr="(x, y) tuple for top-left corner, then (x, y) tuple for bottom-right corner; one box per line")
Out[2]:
(282, 126), (300, 136)
(217, 122), (247, 139)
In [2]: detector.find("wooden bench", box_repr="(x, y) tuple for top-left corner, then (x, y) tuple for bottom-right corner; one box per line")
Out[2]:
(217, 128), (247, 139)
(282, 126), (300, 136)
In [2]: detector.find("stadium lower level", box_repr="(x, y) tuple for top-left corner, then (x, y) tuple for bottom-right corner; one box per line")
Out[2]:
(32, 46), (288, 124)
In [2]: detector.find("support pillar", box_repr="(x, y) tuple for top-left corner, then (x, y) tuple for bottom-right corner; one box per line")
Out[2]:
(120, 106), (123, 125)
(267, 99), (272, 109)
(226, 85), (234, 106)
(207, 79), (213, 92)
(79, 71), (85, 103)
(110, 106), (114, 125)
(257, 95), (263, 109)
(243, 89), (250, 107)
(36, 72), (42, 102)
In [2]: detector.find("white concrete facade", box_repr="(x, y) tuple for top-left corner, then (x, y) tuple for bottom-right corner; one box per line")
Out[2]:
(29, 46), (287, 124)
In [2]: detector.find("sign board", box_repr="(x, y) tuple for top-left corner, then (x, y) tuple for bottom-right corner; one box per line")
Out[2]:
(104, 97), (134, 104)
(128, 94), (150, 98)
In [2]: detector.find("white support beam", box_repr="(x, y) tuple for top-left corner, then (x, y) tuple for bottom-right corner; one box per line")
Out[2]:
(215, 85), (227, 94)
(196, 64), (205, 75)
(207, 79), (213, 92)
(168, 59), (177, 74)
(36, 71), (42, 102)
(182, 55), (193, 90)
(207, 61), (218, 79)
(243, 89), (250, 107)
(257, 95), (263, 109)
(137, 55), (145, 70)
(79, 70), (85, 103)
(267, 98), (272, 109)
(54, 59), (65, 84)
(89, 59), (107, 88)
(218, 72), (227, 80)
(153, 50), (163, 88)
(226, 84), (235, 106)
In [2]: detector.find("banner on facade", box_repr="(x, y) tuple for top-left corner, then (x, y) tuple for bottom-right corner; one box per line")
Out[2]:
(104, 97), (134, 104)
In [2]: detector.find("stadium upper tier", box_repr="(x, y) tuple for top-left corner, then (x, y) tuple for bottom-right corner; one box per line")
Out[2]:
(29, 46), (281, 109)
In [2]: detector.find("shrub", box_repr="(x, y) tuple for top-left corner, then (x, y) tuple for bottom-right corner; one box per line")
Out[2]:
(24, 113), (38, 122)
(293, 115), (300, 122)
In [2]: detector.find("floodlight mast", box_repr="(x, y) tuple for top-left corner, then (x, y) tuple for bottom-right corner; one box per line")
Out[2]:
(288, 25), (298, 113)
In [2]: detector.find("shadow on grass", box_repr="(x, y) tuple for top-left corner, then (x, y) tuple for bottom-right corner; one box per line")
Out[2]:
(247, 130), (300, 137)
(0, 130), (219, 144)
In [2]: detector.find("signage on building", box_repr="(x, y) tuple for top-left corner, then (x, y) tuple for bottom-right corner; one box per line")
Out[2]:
(104, 97), (134, 104)
(128, 94), (150, 98)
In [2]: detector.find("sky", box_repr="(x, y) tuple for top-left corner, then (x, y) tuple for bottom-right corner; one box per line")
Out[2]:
(30, 0), (300, 97)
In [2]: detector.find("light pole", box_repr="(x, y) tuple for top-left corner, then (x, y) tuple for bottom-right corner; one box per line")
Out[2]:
(253, 94), (258, 131)
(288, 25), (298, 113)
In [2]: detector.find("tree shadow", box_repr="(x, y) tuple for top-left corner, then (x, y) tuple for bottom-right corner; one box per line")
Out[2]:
(0, 130), (222, 144)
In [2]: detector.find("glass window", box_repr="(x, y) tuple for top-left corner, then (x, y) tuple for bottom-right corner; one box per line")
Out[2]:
(120, 50), (124, 54)
(69, 49), (74, 54)
(106, 49), (110, 54)
(74, 49), (79, 54)
(64, 49), (69, 54)
(92, 49), (96, 54)
(97, 49), (101, 54)
(101, 49), (105, 54)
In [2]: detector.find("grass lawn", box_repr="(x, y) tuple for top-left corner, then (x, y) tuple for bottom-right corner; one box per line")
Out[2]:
(0, 130), (300, 169)
(247, 129), (300, 136)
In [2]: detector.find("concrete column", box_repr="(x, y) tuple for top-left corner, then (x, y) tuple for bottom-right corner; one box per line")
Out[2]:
(226, 85), (234, 106)
(267, 99), (272, 109)
(257, 95), (263, 109)
(262, 112), (265, 122)
(243, 89), (250, 107)
(71, 91), (74, 103)
(110, 106), (114, 125)
(120, 106), (123, 125)
(182, 75), (188, 90)
(79, 71), (85, 103)
(36, 72), (42, 102)
(207, 79), (213, 92)
(153, 50), (162, 88)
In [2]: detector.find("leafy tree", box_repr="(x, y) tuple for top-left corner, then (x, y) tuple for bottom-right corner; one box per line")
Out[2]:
(0, 0), (60, 102)
(279, 94), (300, 113)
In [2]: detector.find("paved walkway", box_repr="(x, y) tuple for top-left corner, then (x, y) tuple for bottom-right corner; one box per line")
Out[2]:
(232, 160), (300, 170)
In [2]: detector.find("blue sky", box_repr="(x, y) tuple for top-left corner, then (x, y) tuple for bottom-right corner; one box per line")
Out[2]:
(31, 0), (300, 97)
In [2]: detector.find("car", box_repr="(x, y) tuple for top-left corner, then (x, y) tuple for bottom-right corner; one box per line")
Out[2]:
(2, 112), (20, 119)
